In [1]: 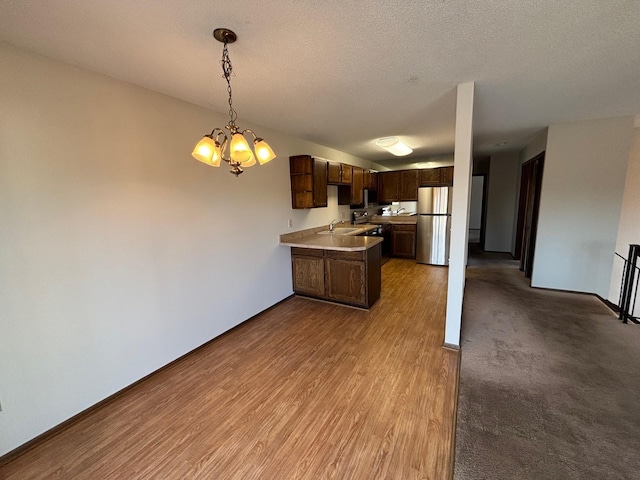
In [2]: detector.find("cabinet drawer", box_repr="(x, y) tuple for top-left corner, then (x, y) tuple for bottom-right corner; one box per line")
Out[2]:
(291, 247), (324, 257)
(326, 250), (365, 261)
(392, 224), (416, 231)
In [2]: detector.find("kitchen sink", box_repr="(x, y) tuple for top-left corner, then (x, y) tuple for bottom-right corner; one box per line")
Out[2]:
(317, 227), (360, 235)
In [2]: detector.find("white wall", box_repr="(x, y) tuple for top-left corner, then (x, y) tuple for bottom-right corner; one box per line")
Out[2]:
(445, 82), (474, 347)
(519, 128), (548, 165)
(0, 43), (370, 456)
(469, 176), (484, 230)
(532, 116), (635, 296)
(484, 151), (520, 252)
(608, 124), (640, 315)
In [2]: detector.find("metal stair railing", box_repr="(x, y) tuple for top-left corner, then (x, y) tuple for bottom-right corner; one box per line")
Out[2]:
(616, 244), (640, 324)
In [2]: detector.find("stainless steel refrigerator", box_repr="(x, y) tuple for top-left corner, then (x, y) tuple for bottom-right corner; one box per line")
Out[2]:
(417, 186), (452, 265)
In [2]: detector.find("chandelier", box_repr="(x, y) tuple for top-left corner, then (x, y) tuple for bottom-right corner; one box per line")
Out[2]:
(192, 28), (276, 177)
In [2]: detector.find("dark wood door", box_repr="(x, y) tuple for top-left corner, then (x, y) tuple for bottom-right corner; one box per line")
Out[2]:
(420, 168), (441, 186)
(514, 164), (530, 260)
(517, 153), (545, 279)
(364, 170), (378, 190)
(313, 158), (328, 207)
(325, 259), (366, 305)
(327, 162), (342, 184)
(291, 253), (325, 297)
(351, 166), (364, 206)
(379, 171), (401, 203)
(440, 167), (454, 186)
(341, 165), (352, 185)
(369, 171), (378, 191)
(400, 170), (419, 201)
(392, 225), (416, 258)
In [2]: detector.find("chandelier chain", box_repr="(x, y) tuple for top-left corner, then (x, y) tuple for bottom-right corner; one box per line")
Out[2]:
(221, 41), (238, 127)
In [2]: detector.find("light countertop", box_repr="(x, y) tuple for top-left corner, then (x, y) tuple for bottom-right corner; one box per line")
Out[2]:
(279, 224), (383, 252)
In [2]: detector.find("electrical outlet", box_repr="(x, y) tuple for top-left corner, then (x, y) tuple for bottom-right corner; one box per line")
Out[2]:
(288, 219), (293, 228)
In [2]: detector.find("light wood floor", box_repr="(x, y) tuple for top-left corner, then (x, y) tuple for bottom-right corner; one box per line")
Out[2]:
(0, 259), (459, 479)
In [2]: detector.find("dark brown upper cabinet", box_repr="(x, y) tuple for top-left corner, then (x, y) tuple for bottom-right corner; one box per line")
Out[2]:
(338, 166), (364, 207)
(420, 167), (454, 187)
(440, 167), (454, 185)
(400, 170), (419, 201)
(327, 162), (352, 185)
(420, 168), (441, 186)
(379, 170), (420, 203)
(289, 155), (328, 209)
(327, 162), (342, 184)
(364, 170), (378, 191)
(378, 171), (402, 203)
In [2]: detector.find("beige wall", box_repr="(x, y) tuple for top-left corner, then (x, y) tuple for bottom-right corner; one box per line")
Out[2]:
(484, 151), (520, 252)
(532, 116), (635, 296)
(0, 42), (370, 456)
(519, 128), (548, 165)
(608, 125), (640, 314)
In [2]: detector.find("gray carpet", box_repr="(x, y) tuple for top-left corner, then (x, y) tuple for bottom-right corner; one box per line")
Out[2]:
(454, 251), (640, 480)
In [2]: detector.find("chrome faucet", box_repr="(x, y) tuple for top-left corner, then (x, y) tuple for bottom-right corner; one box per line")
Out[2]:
(329, 219), (339, 232)
(396, 208), (405, 214)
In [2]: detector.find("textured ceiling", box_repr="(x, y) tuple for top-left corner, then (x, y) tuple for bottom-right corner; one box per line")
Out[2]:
(1, 0), (639, 164)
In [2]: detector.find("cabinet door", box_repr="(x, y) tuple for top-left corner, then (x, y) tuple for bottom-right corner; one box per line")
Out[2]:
(400, 170), (419, 201)
(368, 171), (378, 191)
(341, 165), (352, 185)
(440, 167), (454, 186)
(379, 171), (401, 203)
(392, 225), (416, 259)
(291, 254), (325, 297)
(420, 168), (441, 186)
(313, 158), (328, 207)
(327, 162), (342, 184)
(351, 166), (364, 206)
(325, 259), (366, 305)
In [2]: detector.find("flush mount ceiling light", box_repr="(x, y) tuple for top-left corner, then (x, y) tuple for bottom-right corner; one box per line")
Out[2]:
(375, 137), (413, 156)
(192, 28), (276, 177)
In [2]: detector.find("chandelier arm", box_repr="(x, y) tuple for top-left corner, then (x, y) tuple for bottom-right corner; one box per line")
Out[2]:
(242, 129), (258, 141)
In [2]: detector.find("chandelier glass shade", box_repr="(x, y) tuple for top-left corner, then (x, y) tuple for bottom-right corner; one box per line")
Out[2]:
(192, 28), (276, 176)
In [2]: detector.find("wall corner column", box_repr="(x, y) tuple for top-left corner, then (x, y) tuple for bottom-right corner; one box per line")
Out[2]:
(444, 82), (475, 347)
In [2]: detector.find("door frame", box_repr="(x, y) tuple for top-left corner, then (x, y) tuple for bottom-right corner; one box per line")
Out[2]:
(516, 152), (545, 279)
(477, 173), (489, 249)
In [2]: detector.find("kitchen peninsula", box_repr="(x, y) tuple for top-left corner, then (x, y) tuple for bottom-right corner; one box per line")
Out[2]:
(280, 226), (382, 308)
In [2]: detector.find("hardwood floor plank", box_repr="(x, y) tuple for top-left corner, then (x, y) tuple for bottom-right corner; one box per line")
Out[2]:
(0, 259), (459, 479)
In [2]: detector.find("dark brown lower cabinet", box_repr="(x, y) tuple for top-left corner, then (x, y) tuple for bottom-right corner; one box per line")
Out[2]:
(290, 248), (325, 297)
(391, 224), (416, 259)
(290, 245), (381, 308)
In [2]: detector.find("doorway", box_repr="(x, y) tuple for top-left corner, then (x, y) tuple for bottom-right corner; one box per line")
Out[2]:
(469, 174), (487, 249)
(515, 152), (545, 279)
